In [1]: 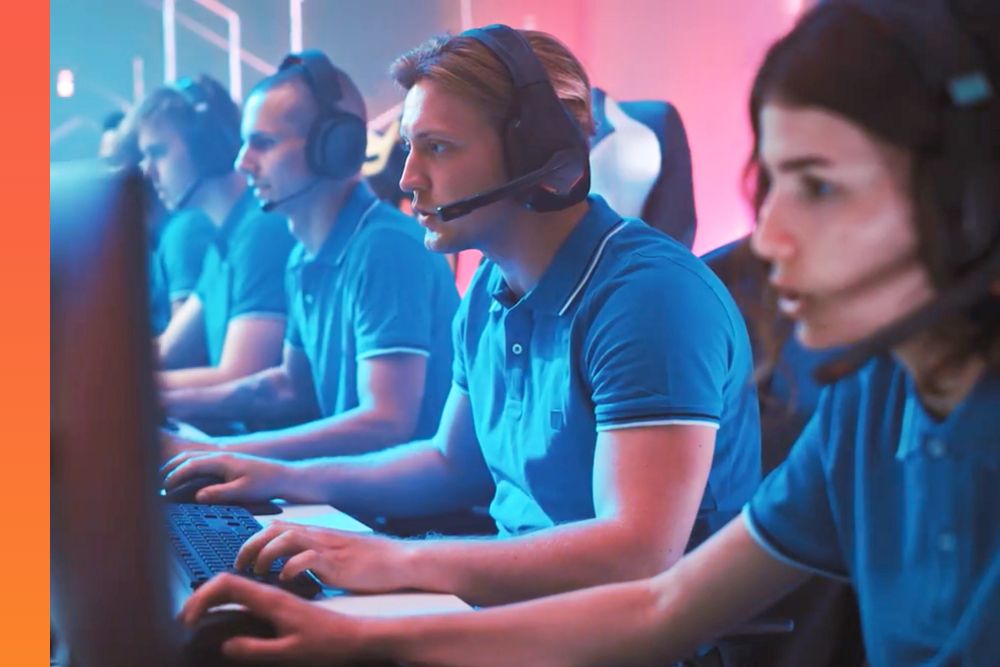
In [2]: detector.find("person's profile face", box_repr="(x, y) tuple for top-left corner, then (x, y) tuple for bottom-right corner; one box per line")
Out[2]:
(398, 79), (515, 254)
(137, 119), (200, 210)
(235, 86), (312, 220)
(750, 103), (935, 349)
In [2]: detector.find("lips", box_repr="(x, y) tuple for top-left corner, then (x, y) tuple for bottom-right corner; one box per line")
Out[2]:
(412, 205), (436, 227)
(774, 287), (806, 318)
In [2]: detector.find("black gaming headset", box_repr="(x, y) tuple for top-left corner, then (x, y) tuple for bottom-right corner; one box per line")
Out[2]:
(276, 50), (368, 180)
(169, 76), (241, 178)
(814, 0), (999, 383)
(434, 24), (591, 222)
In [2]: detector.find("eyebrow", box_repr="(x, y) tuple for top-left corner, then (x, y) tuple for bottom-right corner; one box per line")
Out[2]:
(774, 156), (832, 172)
(399, 128), (454, 142)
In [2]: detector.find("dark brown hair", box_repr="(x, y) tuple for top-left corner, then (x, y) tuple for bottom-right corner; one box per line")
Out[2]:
(745, 1), (1000, 382)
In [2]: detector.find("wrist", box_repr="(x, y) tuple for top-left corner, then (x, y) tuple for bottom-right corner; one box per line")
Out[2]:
(278, 460), (328, 503)
(352, 616), (408, 663)
(400, 540), (453, 594)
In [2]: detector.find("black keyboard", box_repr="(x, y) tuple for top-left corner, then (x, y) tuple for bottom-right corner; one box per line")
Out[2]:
(165, 503), (322, 599)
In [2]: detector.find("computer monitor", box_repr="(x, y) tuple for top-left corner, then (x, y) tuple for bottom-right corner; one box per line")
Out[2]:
(50, 160), (181, 666)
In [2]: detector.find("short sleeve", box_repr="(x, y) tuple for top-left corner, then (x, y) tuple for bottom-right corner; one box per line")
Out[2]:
(585, 257), (733, 431)
(744, 388), (848, 579)
(159, 210), (215, 301)
(283, 248), (304, 348)
(451, 295), (470, 393)
(349, 228), (439, 360)
(228, 212), (294, 319)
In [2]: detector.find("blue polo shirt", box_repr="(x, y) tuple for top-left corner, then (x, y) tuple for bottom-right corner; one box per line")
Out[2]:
(149, 209), (215, 335)
(194, 190), (294, 366)
(454, 195), (760, 539)
(745, 356), (1000, 666)
(285, 182), (457, 439)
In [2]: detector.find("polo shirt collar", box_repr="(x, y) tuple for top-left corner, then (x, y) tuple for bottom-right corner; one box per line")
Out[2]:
(220, 188), (256, 239)
(291, 181), (379, 270)
(897, 368), (1000, 461)
(488, 195), (629, 315)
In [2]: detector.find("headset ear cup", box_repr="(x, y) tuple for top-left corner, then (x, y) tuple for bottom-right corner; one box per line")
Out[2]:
(324, 113), (368, 179)
(502, 115), (529, 184)
(306, 112), (368, 179)
(306, 116), (331, 175)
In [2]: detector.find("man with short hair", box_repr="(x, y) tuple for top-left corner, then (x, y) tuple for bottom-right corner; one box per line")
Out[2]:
(161, 52), (458, 458)
(166, 28), (759, 608)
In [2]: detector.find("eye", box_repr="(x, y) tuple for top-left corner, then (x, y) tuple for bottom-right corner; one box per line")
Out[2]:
(247, 136), (273, 151)
(428, 141), (447, 155)
(801, 174), (835, 200)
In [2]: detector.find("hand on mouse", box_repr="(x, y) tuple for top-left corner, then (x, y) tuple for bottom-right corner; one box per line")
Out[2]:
(162, 452), (306, 504)
(235, 521), (418, 594)
(181, 573), (372, 665)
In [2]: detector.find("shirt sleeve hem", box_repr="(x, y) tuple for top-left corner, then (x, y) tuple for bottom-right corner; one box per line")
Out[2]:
(357, 346), (432, 360)
(596, 417), (720, 432)
(741, 505), (851, 582)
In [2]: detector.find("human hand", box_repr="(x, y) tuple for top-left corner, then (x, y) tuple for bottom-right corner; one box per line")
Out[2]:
(162, 452), (301, 504)
(180, 573), (375, 665)
(236, 521), (417, 594)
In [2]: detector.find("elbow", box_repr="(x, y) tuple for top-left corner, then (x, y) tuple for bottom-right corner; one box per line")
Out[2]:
(366, 406), (420, 445)
(606, 528), (687, 583)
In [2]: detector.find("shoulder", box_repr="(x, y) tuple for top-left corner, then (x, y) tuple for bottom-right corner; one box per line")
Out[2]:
(351, 207), (443, 270)
(587, 220), (740, 328)
(159, 210), (215, 248)
(230, 210), (294, 258)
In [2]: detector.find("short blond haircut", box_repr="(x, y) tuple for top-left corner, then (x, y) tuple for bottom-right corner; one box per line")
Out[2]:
(391, 29), (594, 137)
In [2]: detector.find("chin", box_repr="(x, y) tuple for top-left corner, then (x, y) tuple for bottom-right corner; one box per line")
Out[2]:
(795, 320), (871, 350)
(423, 230), (466, 255)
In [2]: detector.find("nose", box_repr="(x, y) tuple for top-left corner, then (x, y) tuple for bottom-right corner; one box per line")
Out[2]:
(751, 188), (796, 263)
(140, 157), (155, 181)
(234, 144), (254, 178)
(398, 149), (427, 198)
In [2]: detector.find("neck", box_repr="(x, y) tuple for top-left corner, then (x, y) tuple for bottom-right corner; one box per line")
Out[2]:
(893, 332), (986, 419)
(482, 200), (590, 298)
(292, 176), (359, 256)
(189, 172), (247, 228)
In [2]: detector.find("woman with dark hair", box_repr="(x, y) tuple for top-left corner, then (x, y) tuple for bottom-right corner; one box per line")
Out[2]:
(179, 3), (1000, 665)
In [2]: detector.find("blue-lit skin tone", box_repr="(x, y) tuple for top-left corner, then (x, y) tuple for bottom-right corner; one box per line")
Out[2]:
(752, 104), (935, 353)
(158, 74), (440, 473)
(400, 78), (591, 296)
(399, 79), (516, 254)
(138, 118), (202, 211)
(234, 82), (335, 252)
(176, 102), (994, 667)
(173, 48), (735, 658)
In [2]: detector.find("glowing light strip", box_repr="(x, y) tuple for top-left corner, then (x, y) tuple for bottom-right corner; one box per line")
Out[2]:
(193, 0), (243, 101)
(163, 0), (177, 83)
(290, 0), (304, 52)
(460, 0), (473, 30)
(132, 56), (145, 104)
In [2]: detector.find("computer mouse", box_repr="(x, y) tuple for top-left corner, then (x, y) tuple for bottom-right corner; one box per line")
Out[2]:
(184, 608), (280, 667)
(162, 474), (283, 516)
(163, 474), (226, 504)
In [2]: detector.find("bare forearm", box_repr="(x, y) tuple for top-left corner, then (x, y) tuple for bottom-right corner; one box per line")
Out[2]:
(163, 368), (305, 421)
(361, 522), (807, 667)
(403, 519), (674, 606)
(364, 577), (688, 667)
(299, 443), (490, 518)
(160, 365), (262, 391)
(220, 406), (416, 460)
